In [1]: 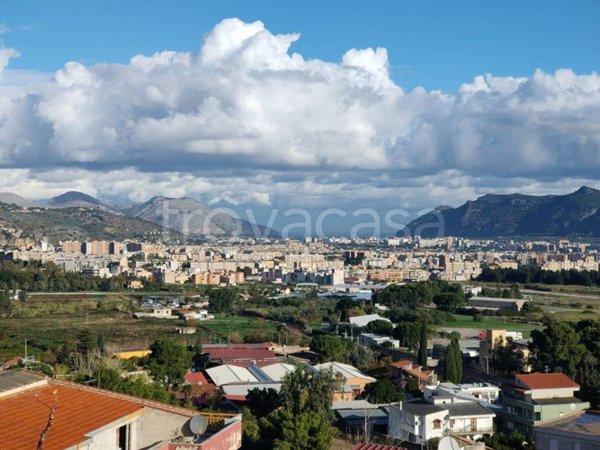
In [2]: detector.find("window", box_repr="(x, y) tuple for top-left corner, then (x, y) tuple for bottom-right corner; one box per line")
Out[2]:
(117, 424), (128, 450)
(470, 418), (477, 431)
(433, 419), (442, 430)
(449, 419), (455, 428)
(573, 443), (581, 450)
(549, 439), (558, 450)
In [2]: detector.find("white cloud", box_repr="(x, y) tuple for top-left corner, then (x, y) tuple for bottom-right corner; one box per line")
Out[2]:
(0, 18), (599, 212)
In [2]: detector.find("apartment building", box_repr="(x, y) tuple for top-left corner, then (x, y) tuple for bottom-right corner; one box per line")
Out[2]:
(502, 373), (590, 436)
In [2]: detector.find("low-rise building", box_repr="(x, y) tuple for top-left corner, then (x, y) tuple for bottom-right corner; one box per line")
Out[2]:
(534, 411), (600, 450)
(359, 333), (400, 348)
(388, 398), (495, 445)
(0, 369), (242, 450)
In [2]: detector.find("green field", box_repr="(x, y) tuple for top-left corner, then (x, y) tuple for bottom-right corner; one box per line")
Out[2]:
(435, 314), (542, 336)
(197, 314), (279, 340)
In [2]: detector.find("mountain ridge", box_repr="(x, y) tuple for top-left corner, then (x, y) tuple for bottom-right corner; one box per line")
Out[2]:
(400, 186), (600, 238)
(0, 191), (277, 239)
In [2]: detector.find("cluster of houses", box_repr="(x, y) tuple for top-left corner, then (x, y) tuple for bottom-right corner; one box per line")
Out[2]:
(1, 335), (598, 450)
(169, 339), (596, 450)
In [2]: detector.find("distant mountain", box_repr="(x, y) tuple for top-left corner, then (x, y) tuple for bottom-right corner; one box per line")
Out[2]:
(126, 196), (277, 238)
(0, 191), (277, 240)
(401, 186), (600, 238)
(0, 203), (181, 243)
(47, 191), (121, 214)
(0, 192), (31, 208)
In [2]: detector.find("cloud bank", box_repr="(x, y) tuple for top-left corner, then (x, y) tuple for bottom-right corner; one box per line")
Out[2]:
(0, 18), (600, 211)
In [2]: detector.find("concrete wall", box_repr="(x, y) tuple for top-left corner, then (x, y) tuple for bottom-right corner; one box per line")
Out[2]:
(535, 429), (595, 450)
(137, 409), (192, 449)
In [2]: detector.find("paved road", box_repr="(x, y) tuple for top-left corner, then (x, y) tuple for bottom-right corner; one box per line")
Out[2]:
(522, 288), (600, 300)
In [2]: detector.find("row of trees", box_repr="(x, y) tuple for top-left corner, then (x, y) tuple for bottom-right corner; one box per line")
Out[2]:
(309, 335), (375, 371)
(478, 265), (600, 287)
(0, 260), (139, 292)
(372, 280), (467, 313)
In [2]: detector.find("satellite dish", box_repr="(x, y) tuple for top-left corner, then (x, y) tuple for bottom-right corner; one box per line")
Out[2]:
(190, 415), (208, 436)
(438, 436), (461, 450)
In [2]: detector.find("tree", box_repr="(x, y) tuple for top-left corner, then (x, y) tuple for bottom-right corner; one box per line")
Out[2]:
(443, 337), (462, 383)
(271, 366), (342, 450)
(208, 287), (237, 314)
(147, 339), (191, 385)
(347, 342), (375, 371)
(97, 333), (106, 355)
(272, 409), (333, 450)
(0, 290), (11, 318)
(365, 319), (394, 336)
(247, 387), (281, 418)
(392, 320), (421, 350)
(76, 329), (97, 355)
(433, 292), (465, 312)
(418, 320), (429, 369)
(362, 379), (403, 403)
(280, 366), (342, 418)
(310, 335), (349, 362)
(491, 337), (521, 376)
(530, 322), (585, 375)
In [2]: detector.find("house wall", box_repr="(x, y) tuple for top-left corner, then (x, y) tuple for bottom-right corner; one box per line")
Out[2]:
(449, 416), (494, 434)
(137, 409), (192, 449)
(388, 406), (448, 444)
(530, 387), (577, 399)
(419, 409), (450, 443)
(535, 429), (596, 450)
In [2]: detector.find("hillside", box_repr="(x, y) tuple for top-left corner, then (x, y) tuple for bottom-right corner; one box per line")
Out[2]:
(126, 196), (278, 238)
(0, 203), (182, 243)
(47, 191), (122, 214)
(401, 186), (600, 238)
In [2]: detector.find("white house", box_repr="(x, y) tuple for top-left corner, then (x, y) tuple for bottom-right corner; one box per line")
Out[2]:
(359, 333), (400, 349)
(388, 398), (495, 445)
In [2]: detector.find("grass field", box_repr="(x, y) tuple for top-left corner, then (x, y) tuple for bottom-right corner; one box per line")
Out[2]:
(196, 314), (279, 340)
(0, 310), (190, 361)
(435, 314), (543, 336)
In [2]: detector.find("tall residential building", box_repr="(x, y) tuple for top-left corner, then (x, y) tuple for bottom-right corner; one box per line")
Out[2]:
(502, 373), (590, 436)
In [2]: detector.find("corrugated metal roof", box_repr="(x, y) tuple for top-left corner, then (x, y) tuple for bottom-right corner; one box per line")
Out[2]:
(315, 362), (376, 382)
(0, 369), (47, 396)
(248, 363), (295, 382)
(205, 364), (259, 386)
(207, 348), (277, 362)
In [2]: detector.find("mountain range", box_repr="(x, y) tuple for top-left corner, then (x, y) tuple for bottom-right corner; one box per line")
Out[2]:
(0, 191), (276, 242)
(401, 186), (600, 238)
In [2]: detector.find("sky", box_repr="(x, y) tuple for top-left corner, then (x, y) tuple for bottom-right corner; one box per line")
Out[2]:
(1, 1), (600, 233)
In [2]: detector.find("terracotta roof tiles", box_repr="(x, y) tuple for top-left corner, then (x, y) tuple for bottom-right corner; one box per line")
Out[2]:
(516, 373), (579, 390)
(0, 383), (143, 450)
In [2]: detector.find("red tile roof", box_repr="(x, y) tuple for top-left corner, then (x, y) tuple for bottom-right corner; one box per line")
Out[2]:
(516, 373), (579, 390)
(353, 444), (407, 450)
(207, 348), (277, 362)
(404, 367), (433, 382)
(0, 383), (143, 450)
(184, 371), (208, 385)
(390, 359), (413, 369)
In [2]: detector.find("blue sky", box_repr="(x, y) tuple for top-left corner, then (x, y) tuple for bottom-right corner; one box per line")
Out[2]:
(3, 0), (600, 92)
(1, 1), (600, 235)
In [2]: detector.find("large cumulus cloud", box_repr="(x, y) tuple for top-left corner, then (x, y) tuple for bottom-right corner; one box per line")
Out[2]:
(0, 18), (600, 211)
